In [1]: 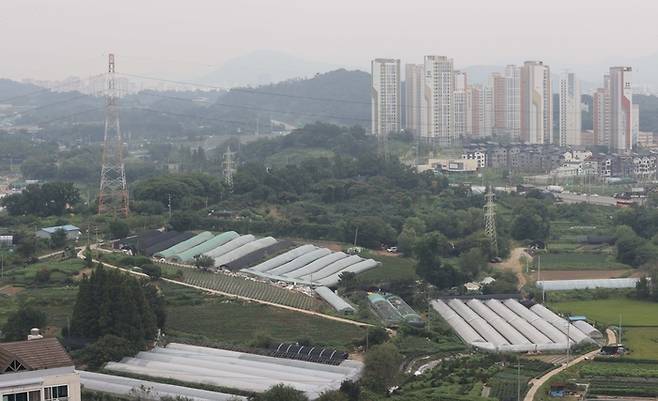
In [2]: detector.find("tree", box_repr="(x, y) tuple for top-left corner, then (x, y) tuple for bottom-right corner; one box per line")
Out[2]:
(108, 220), (130, 240)
(84, 246), (93, 268)
(337, 272), (359, 292)
(51, 228), (67, 248)
(362, 343), (403, 394)
(258, 384), (308, 401)
(511, 208), (550, 241)
(2, 306), (47, 341)
(169, 211), (200, 232)
(0, 182), (80, 216)
(140, 264), (162, 280)
(16, 234), (37, 260)
(82, 334), (139, 370)
(194, 255), (214, 269)
(458, 248), (487, 280)
(396, 227), (416, 257)
(414, 232), (464, 289)
(316, 391), (348, 401)
(339, 381), (361, 401)
(35, 268), (51, 284)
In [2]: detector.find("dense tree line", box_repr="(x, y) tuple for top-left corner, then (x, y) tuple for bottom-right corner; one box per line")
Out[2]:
(70, 264), (165, 346)
(1, 182), (80, 216)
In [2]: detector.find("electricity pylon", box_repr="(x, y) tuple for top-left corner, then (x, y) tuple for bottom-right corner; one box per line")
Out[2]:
(98, 53), (129, 217)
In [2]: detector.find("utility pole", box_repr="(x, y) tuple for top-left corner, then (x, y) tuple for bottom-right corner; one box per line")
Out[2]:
(98, 53), (129, 217)
(168, 193), (172, 218)
(484, 186), (498, 256)
(223, 146), (236, 191)
(377, 130), (390, 161)
(353, 227), (359, 247)
(516, 355), (521, 401)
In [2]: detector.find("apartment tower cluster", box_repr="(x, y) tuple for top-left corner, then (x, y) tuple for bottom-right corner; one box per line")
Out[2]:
(372, 57), (636, 153)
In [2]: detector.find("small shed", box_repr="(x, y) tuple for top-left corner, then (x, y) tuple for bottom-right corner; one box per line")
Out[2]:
(36, 225), (81, 240)
(0, 235), (13, 247)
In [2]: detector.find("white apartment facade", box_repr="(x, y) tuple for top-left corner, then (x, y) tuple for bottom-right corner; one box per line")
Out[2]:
(404, 64), (423, 136)
(371, 59), (401, 138)
(421, 55), (454, 145)
(593, 75), (611, 147)
(521, 61), (552, 144)
(558, 72), (581, 146)
(454, 71), (468, 140)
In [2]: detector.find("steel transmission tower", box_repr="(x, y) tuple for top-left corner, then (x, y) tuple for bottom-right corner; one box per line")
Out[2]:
(98, 54), (129, 217)
(223, 146), (236, 191)
(484, 186), (498, 256)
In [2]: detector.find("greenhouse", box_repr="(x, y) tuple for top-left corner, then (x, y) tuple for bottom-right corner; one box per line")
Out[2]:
(169, 231), (240, 262)
(144, 232), (195, 256)
(536, 278), (640, 291)
(431, 297), (603, 353)
(212, 237), (278, 267)
(104, 343), (363, 400)
(315, 286), (355, 314)
(154, 231), (214, 259)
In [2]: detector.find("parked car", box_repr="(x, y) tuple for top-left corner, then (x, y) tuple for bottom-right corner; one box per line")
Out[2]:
(386, 246), (398, 253)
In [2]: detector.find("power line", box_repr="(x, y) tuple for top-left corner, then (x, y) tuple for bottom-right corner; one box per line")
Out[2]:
(0, 74), (105, 103)
(128, 89), (371, 123)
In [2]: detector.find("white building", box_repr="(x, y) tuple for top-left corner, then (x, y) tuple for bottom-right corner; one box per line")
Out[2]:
(559, 72), (582, 146)
(421, 55), (454, 145)
(632, 103), (640, 149)
(453, 71), (468, 140)
(521, 61), (552, 144)
(0, 335), (80, 401)
(371, 59), (401, 138)
(404, 64), (424, 136)
(609, 66), (633, 152)
(505, 65), (522, 140)
(462, 151), (487, 168)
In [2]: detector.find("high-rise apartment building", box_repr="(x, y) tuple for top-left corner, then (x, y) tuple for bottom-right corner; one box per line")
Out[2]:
(469, 84), (493, 138)
(633, 103), (640, 149)
(404, 64), (423, 136)
(521, 61), (552, 144)
(491, 65), (521, 140)
(421, 55), (454, 145)
(371, 58), (401, 138)
(593, 74), (611, 147)
(558, 72), (581, 146)
(609, 66), (633, 152)
(454, 71), (468, 140)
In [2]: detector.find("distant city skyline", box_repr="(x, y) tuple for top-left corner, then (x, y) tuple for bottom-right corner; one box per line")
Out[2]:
(2, 0), (658, 82)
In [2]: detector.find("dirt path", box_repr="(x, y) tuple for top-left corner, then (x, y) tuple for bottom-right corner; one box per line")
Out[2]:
(496, 247), (530, 289)
(524, 348), (600, 401)
(606, 328), (617, 345)
(78, 246), (374, 329)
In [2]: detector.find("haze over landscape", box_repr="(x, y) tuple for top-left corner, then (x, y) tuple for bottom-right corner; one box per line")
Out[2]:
(4, 0), (658, 87)
(5, 2), (658, 401)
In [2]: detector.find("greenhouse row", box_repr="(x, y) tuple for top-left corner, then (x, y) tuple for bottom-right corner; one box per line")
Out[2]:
(79, 370), (246, 401)
(431, 298), (600, 353)
(104, 343), (363, 399)
(242, 245), (379, 287)
(536, 278), (640, 291)
(146, 230), (380, 287)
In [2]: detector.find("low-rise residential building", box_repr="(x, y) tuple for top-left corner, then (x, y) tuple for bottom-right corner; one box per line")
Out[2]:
(0, 333), (80, 401)
(36, 225), (81, 241)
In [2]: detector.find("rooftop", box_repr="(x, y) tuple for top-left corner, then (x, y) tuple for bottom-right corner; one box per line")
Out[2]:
(40, 225), (80, 234)
(0, 338), (73, 373)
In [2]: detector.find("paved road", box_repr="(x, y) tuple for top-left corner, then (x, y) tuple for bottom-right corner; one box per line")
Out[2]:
(524, 347), (600, 401)
(557, 193), (618, 206)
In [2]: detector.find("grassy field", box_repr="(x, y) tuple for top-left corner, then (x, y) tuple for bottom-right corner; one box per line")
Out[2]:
(623, 327), (658, 360)
(536, 253), (630, 271)
(2, 258), (86, 286)
(162, 283), (366, 348)
(0, 286), (78, 330)
(550, 297), (658, 326)
(357, 254), (417, 284)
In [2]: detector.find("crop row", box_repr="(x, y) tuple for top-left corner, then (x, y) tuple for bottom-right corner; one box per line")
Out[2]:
(161, 265), (323, 311)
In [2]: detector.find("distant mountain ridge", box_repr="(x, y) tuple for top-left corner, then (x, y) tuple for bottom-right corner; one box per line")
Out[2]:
(200, 50), (347, 88)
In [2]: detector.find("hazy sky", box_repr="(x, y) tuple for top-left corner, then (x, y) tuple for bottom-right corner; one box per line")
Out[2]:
(2, 0), (658, 81)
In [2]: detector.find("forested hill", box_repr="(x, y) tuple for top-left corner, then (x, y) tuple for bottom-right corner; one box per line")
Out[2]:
(0, 79), (42, 101)
(209, 69), (370, 128)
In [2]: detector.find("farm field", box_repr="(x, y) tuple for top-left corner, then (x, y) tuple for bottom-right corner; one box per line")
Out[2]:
(159, 264), (323, 311)
(535, 253), (630, 271)
(162, 283), (366, 348)
(549, 297), (658, 326)
(581, 360), (658, 397)
(0, 286), (78, 330)
(623, 327), (658, 360)
(356, 254), (417, 284)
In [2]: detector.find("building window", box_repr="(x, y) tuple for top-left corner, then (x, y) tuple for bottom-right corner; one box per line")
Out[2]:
(3, 391), (40, 401)
(44, 386), (68, 401)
